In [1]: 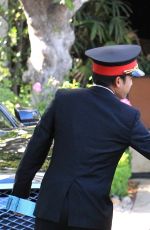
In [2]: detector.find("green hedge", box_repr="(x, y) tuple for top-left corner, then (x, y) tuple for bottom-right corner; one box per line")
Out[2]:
(111, 150), (131, 197)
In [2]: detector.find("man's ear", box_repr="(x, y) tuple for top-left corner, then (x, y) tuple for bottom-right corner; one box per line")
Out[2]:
(115, 76), (121, 87)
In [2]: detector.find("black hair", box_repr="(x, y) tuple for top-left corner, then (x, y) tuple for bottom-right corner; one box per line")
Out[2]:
(92, 73), (126, 87)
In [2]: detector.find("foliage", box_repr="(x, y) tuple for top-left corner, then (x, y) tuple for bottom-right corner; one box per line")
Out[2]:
(0, 0), (32, 113)
(0, 80), (31, 114)
(138, 55), (150, 76)
(0, 0), (30, 97)
(65, 58), (93, 87)
(62, 79), (80, 89)
(71, 0), (133, 58)
(68, 0), (136, 86)
(52, 0), (74, 10)
(1, 0), (150, 108)
(0, 88), (18, 114)
(69, 0), (150, 84)
(31, 79), (59, 115)
(111, 150), (132, 197)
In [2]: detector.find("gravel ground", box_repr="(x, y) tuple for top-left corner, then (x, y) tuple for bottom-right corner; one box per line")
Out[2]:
(112, 179), (150, 230)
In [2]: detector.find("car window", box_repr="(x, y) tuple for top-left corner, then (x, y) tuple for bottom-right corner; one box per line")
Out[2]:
(0, 111), (12, 129)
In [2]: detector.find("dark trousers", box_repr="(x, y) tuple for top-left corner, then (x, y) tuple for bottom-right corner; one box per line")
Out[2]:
(34, 194), (100, 230)
(35, 218), (99, 230)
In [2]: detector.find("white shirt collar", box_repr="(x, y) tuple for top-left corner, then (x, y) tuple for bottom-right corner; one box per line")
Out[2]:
(93, 84), (114, 94)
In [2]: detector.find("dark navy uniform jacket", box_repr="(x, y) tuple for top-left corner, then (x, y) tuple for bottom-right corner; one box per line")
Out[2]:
(12, 86), (150, 230)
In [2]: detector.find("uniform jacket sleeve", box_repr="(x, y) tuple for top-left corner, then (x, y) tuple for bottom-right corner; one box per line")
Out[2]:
(12, 96), (56, 198)
(130, 111), (150, 160)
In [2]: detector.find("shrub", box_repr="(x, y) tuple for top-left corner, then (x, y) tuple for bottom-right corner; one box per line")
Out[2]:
(111, 149), (132, 197)
(0, 82), (31, 114)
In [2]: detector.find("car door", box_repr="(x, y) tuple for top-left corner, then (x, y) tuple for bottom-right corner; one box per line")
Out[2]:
(0, 110), (33, 171)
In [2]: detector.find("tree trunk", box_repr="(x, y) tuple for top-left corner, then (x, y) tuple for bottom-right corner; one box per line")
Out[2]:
(0, 0), (8, 38)
(19, 0), (88, 105)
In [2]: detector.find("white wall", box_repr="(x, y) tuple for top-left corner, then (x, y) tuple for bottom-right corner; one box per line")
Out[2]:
(130, 147), (150, 173)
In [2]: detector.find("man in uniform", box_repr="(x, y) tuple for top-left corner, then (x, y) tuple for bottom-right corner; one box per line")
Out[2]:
(12, 44), (150, 230)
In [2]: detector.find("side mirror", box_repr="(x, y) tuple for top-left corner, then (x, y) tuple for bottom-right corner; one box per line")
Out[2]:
(14, 107), (41, 126)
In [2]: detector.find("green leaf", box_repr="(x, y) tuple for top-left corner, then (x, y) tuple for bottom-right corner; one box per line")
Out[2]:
(65, 0), (74, 10)
(90, 23), (97, 41)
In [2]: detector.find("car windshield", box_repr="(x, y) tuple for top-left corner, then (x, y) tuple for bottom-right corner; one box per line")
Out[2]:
(0, 104), (22, 128)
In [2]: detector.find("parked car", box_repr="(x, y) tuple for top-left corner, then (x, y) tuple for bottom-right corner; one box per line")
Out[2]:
(0, 103), (40, 171)
(0, 103), (40, 128)
(0, 172), (42, 229)
(0, 104), (43, 229)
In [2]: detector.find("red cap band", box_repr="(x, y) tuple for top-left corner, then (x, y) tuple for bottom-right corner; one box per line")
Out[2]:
(92, 60), (137, 76)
